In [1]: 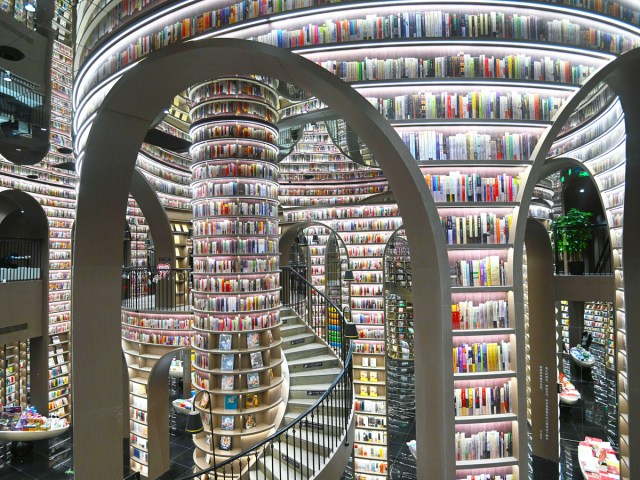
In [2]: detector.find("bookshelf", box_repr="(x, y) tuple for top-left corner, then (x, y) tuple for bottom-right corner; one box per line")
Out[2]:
(187, 76), (284, 471)
(121, 310), (193, 476)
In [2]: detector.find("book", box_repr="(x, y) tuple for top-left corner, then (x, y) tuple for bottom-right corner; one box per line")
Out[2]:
(246, 372), (260, 389)
(266, 330), (273, 344)
(244, 414), (257, 429)
(245, 394), (259, 409)
(221, 354), (234, 371)
(362, 357), (369, 367)
(219, 334), (232, 350)
(370, 372), (378, 382)
(224, 395), (238, 410)
(246, 332), (260, 348)
(250, 351), (263, 369)
(360, 385), (368, 396)
(221, 375), (234, 391)
(219, 435), (231, 451)
(199, 391), (210, 409)
(221, 415), (234, 431)
(360, 371), (368, 381)
(370, 386), (378, 397)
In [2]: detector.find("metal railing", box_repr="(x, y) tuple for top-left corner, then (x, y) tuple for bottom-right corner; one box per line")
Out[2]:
(176, 266), (354, 480)
(553, 224), (612, 275)
(281, 265), (349, 363)
(0, 238), (42, 282)
(121, 266), (190, 311)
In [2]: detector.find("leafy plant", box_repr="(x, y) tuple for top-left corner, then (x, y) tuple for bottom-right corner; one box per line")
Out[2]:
(552, 208), (593, 261)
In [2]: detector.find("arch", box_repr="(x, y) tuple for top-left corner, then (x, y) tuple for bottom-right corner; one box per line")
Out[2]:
(129, 168), (176, 265)
(518, 48), (640, 479)
(72, 38), (450, 479)
(0, 189), (49, 413)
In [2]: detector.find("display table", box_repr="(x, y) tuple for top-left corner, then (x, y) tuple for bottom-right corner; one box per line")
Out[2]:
(0, 425), (69, 442)
(559, 374), (581, 405)
(578, 437), (620, 480)
(172, 398), (192, 415)
(571, 346), (596, 368)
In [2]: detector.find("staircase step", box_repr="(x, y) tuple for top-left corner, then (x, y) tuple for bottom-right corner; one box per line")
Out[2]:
(251, 455), (300, 480)
(279, 323), (308, 337)
(289, 383), (334, 400)
(280, 314), (298, 326)
(281, 335), (315, 351)
(289, 368), (342, 386)
(286, 354), (341, 373)
(272, 443), (324, 477)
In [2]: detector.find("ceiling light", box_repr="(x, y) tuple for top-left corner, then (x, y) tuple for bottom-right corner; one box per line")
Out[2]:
(2, 71), (11, 82)
(24, 1), (36, 12)
(579, 188), (585, 193)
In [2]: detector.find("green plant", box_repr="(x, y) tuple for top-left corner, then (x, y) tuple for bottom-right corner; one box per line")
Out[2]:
(552, 208), (593, 261)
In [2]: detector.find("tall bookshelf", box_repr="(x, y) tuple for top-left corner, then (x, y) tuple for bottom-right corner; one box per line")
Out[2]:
(121, 310), (193, 476)
(187, 76), (284, 472)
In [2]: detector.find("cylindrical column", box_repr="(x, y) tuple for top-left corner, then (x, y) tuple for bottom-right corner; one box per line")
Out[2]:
(188, 76), (284, 471)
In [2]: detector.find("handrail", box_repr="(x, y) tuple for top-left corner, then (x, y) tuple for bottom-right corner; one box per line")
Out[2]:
(176, 266), (355, 480)
(280, 265), (350, 363)
(121, 266), (191, 311)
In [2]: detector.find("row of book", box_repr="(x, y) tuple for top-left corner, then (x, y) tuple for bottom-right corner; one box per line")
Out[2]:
(193, 311), (279, 332)
(195, 351), (265, 370)
(193, 275), (278, 293)
(191, 101), (276, 123)
(450, 256), (509, 287)
(253, 10), (640, 52)
(137, 154), (190, 184)
(454, 382), (512, 416)
(191, 143), (278, 163)
(121, 328), (191, 346)
(191, 124), (277, 144)
(334, 219), (403, 232)
(142, 174), (191, 196)
(402, 130), (538, 162)
(192, 161), (277, 181)
(354, 443), (387, 459)
(193, 257), (278, 274)
(453, 341), (512, 373)
(426, 172), (521, 203)
(193, 200), (278, 218)
(367, 91), (564, 121)
(140, 142), (191, 168)
(192, 292), (280, 312)
(320, 53), (596, 84)
(193, 219), (278, 237)
(280, 194), (375, 207)
(442, 212), (512, 245)
(192, 238), (279, 255)
(455, 430), (512, 461)
(354, 342), (385, 354)
(193, 181), (278, 200)
(452, 299), (509, 330)
(190, 79), (277, 103)
(351, 298), (385, 310)
(122, 311), (192, 330)
(280, 185), (387, 196)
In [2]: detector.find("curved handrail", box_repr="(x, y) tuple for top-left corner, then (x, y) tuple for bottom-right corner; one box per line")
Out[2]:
(176, 266), (355, 480)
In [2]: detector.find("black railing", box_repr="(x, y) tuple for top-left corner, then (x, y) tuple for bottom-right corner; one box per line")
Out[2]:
(121, 266), (190, 311)
(176, 267), (354, 480)
(281, 265), (348, 363)
(0, 238), (42, 282)
(553, 224), (613, 275)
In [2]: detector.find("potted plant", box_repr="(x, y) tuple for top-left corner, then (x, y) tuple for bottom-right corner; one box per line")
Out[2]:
(552, 208), (593, 275)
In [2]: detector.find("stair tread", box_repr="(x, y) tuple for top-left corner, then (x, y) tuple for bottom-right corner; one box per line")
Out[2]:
(280, 323), (306, 333)
(289, 382), (333, 391)
(289, 367), (342, 378)
(282, 342), (326, 355)
(286, 354), (338, 366)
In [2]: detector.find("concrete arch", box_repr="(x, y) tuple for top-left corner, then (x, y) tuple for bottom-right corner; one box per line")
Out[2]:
(72, 38), (450, 479)
(129, 168), (176, 265)
(519, 48), (640, 479)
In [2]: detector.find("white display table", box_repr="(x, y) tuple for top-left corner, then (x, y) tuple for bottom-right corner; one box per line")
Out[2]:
(0, 425), (69, 442)
(172, 399), (192, 415)
(578, 438), (620, 480)
(570, 347), (596, 368)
